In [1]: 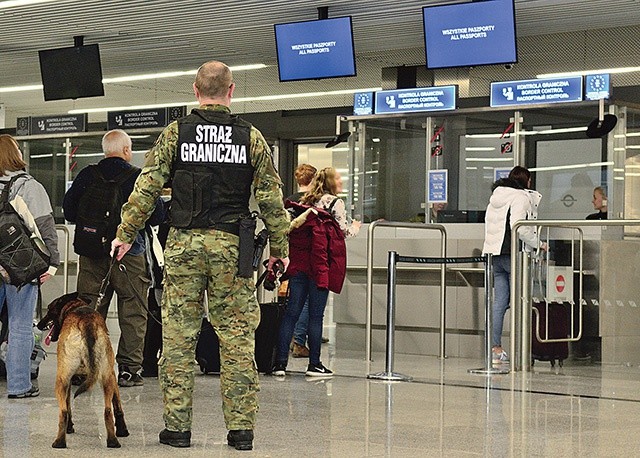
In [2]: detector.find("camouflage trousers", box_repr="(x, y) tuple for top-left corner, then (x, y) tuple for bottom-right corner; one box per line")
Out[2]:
(159, 227), (260, 432)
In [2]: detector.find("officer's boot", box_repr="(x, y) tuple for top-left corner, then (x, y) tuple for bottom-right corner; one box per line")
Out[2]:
(227, 429), (253, 451)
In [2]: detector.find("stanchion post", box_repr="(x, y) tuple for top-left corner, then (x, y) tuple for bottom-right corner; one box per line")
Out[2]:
(469, 253), (509, 375)
(368, 251), (412, 382)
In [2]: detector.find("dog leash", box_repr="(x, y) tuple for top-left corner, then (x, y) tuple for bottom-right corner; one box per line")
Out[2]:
(95, 251), (119, 312)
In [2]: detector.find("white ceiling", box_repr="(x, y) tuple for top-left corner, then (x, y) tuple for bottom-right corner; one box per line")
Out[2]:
(2, 0), (640, 126)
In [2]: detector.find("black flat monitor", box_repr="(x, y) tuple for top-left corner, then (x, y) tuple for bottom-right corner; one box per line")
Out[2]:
(422, 0), (517, 70)
(38, 44), (105, 101)
(437, 210), (486, 223)
(274, 16), (357, 82)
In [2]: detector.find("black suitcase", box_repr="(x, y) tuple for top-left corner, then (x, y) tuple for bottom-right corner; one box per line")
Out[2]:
(195, 300), (285, 375)
(254, 301), (285, 373)
(196, 318), (221, 374)
(531, 301), (569, 367)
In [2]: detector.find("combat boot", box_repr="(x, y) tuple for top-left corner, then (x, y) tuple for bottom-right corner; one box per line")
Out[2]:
(159, 428), (191, 447)
(227, 429), (253, 450)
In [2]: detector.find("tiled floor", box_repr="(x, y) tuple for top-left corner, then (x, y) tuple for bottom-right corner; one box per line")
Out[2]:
(2, 320), (640, 457)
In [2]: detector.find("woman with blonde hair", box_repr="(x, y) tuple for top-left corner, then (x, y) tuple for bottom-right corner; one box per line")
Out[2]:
(272, 167), (360, 377)
(0, 134), (59, 398)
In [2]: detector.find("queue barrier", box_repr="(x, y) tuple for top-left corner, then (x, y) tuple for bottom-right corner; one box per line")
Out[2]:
(510, 219), (640, 372)
(367, 251), (507, 382)
(365, 221), (447, 375)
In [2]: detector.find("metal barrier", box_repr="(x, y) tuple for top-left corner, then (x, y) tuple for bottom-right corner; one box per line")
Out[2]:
(367, 251), (505, 381)
(55, 224), (72, 294)
(37, 225), (72, 319)
(531, 226), (584, 345)
(510, 219), (640, 372)
(365, 221), (447, 374)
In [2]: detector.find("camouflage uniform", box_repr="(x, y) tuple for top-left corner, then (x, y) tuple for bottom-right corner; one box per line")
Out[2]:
(116, 104), (289, 432)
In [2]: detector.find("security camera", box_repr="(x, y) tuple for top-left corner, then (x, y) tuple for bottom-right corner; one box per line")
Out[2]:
(504, 64), (514, 70)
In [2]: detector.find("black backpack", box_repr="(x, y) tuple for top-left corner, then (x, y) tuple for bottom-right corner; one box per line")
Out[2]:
(73, 165), (139, 258)
(0, 174), (50, 287)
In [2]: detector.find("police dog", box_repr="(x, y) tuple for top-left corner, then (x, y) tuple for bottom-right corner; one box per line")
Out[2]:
(37, 292), (129, 448)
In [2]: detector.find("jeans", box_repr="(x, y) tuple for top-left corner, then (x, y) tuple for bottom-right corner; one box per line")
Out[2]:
(293, 297), (310, 346)
(276, 272), (329, 366)
(492, 255), (511, 348)
(0, 281), (38, 395)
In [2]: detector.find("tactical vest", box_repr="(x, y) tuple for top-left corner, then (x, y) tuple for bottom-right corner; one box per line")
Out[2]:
(171, 109), (254, 229)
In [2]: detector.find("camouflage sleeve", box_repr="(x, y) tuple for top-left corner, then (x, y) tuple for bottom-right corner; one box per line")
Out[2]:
(250, 127), (289, 258)
(117, 122), (177, 244)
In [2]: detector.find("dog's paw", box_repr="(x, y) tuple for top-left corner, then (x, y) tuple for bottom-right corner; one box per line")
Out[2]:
(52, 438), (67, 448)
(106, 437), (121, 448)
(116, 428), (130, 437)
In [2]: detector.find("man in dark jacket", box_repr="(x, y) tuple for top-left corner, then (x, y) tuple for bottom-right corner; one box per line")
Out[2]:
(63, 129), (164, 387)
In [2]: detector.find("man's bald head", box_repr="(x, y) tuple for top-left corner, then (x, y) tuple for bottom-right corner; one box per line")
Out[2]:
(194, 61), (233, 100)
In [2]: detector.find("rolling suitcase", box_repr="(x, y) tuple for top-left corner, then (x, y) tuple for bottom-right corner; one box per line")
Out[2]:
(531, 301), (569, 367)
(254, 300), (285, 373)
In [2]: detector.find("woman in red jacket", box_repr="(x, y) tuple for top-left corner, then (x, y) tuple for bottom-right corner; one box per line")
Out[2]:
(272, 167), (360, 377)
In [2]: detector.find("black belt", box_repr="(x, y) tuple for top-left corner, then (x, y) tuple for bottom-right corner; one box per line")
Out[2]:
(212, 222), (240, 236)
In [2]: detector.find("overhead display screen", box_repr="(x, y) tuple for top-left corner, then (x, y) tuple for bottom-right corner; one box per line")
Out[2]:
(422, 0), (517, 70)
(274, 16), (356, 82)
(39, 44), (105, 101)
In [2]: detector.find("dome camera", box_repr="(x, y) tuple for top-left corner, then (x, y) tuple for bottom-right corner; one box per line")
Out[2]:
(504, 63), (514, 71)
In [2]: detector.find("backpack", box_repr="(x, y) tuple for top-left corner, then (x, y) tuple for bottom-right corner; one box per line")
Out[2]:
(73, 165), (139, 258)
(0, 174), (50, 287)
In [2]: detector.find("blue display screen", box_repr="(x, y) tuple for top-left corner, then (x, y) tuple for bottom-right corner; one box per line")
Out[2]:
(422, 0), (517, 70)
(274, 16), (356, 82)
(490, 77), (583, 107)
(374, 86), (457, 114)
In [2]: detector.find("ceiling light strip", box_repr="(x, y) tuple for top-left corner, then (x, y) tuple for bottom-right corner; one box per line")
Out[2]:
(68, 87), (382, 114)
(537, 67), (640, 78)
(0, 64), (267, 93)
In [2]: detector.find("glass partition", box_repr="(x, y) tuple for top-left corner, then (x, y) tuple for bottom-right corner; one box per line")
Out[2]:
(20, 138), (68, 222)
(521, 105), (609, 220)
(346, 102), (628, 224)
(350, 116), (428, 223)
(442, 110), (517, 214)
(619, 107), (640, 235)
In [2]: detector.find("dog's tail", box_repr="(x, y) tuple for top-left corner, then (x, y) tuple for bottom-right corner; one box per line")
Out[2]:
(74, 323), (100, 398)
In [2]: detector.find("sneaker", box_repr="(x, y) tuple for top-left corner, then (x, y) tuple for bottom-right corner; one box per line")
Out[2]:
(492, 350), (509, 364)
(305, 362), (333, 377)
(8, 385), (40, 399)
(270, 362), (287, 376)
(118, 367), (144, 387)
(291, 342), (310, 358)
(159, 428), (191, 448)
(227, 429), (253, 451)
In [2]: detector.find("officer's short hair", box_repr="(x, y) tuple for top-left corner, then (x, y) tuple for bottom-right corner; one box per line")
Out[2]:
(102, 129), (132, 156)
(195, 61), (233, 99)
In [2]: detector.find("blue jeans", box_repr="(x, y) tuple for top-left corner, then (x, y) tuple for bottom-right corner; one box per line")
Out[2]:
(492, 255), (511, 348)
(0, 281), (38, 395)
(293, 297), (309, 346)
(276, 272), (329, 366)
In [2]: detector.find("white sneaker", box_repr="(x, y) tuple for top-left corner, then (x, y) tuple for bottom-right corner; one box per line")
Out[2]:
(492, 350), (509, 364)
